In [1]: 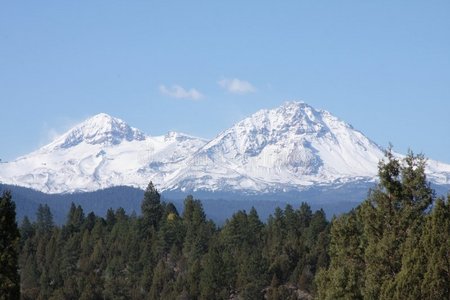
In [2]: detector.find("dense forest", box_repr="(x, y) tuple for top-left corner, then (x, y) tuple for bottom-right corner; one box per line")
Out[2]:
(14, 189), (329, 300)
(1, 150), (449, 299)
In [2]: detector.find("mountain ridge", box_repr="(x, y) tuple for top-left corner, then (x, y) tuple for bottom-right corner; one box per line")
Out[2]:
(163, 101), (386, 192)
(1, 101), (449, 194)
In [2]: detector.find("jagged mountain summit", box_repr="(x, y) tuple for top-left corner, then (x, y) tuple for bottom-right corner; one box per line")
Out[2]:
(0, 113), (207, 193)
(1, 102), (449, 194)
(47, 113), (146, 149)
(164, 101), (386, 192)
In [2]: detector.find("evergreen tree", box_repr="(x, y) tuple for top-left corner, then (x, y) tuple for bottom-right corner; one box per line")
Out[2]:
(421, 197), (450, 299)
(14, 158), (445, 300)
(298, 202), (312, 229)
(141, 181), (163, 230)
(83, 211), (96, 232)
(67, 203), (85, 231)
(315, 211), (364, 300)
(392, 224), (425, 299)
(157, 205), (185, 257)
(316, 149), (437, 299)
(19, 216), (34, 246)
(266, 207), (286, 263)
(182, 196), (213, 298)
(0, 191), (20, 300)
(237, 250), (268, 299)
(106, 208), (116, 229)
(20, 254), (39, 300)
(35, 204), (54, 236)
(199, 240), (228, 299)
(182, 196), (211, 260)
(362, 150), (433, 299)
(149, 258), (177, 300)
(248, 207), (264, 245)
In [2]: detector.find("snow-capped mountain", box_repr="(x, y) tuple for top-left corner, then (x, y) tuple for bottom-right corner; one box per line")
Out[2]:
(165, 101), (385, 192)
(0, 113), (207, 193)
(47, 113), (146, 149)
(1, 102), (449, 194)
(165, 102), (450, 193)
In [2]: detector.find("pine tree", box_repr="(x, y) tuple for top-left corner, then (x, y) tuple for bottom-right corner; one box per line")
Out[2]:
(266, 207), (286, 263)
(298, 202), (312, 229)
(182, 196), (213, 298)
(362, 150), (433, 299)
(141, 181), (163, 230)
(392, 225), (425, 299)
(106, 208), (116, 229)
(421, 197), (450, 299)
(157, 204), (185, 257)
(248, 207), (264, 247)
(0, 191), (20, 300)
(237, 250), (268, 299)
(19, 216), (34, 247)
(182, 196), (210, 260)
(315, 211), (365, 300)
(67, 203), (85, 231)
(200, 240), (228, 299)
(20, 254), (39, 300)
(36, 204), (54, 236)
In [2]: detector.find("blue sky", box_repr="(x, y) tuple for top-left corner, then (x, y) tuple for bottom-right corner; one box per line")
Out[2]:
(1, 1), (450, 163)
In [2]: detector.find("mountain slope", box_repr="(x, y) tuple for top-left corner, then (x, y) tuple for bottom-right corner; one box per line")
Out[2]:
(0, 114), (207, 193)
(164, 101), (386, 192)
(1, 102), (449, 194)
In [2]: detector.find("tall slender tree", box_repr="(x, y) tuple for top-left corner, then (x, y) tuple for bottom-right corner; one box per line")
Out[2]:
(35, 204), (54, 236)
(141, 182), (163, 231)
(0, 191), (20, 300)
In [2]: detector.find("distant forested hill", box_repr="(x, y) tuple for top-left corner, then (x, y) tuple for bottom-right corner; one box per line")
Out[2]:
(0, 184), (362, 225)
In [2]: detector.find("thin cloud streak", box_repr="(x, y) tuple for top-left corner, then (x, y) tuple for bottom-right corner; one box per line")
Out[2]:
(159, 84), (204, 100)
(218, 78), (256, 94)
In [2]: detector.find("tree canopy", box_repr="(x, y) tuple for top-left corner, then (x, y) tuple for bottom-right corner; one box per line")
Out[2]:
(10, 151), (450, 299)
(0, 191), (20, 300)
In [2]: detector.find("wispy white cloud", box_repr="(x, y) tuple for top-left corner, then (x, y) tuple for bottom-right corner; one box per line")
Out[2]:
(159, 84), (204, 100)
(218, 78), (256, 94)
(39, 117), (84, 147)
(46, 127), (60, 142)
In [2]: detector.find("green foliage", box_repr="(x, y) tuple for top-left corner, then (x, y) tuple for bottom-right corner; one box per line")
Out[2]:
(141, 181), (163, 230)
(316, 150), (448, 299)
(420, 197), (450, 300)
(17, 186), (328, 299)
(36, 203), (54, 236)
(362, 150), (433, 299)
(16, 158), (449, 300)
(199, 240), (228, 299)
(315, 211), (364, 300)
(0, 191), (20, 300)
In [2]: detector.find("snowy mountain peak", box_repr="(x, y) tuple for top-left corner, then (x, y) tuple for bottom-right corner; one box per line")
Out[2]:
(1, 101), (449, 194)
(164, 101), (389, 192)
(273, 101), (344, 131)
(49, 113), (146, 149)
(207, 101), (342, 154)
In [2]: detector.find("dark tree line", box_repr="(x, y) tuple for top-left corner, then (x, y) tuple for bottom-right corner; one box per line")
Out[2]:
(1, 150), (449, 299)
(16, 182), (329, 299)
(0, 191), (20, 300)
